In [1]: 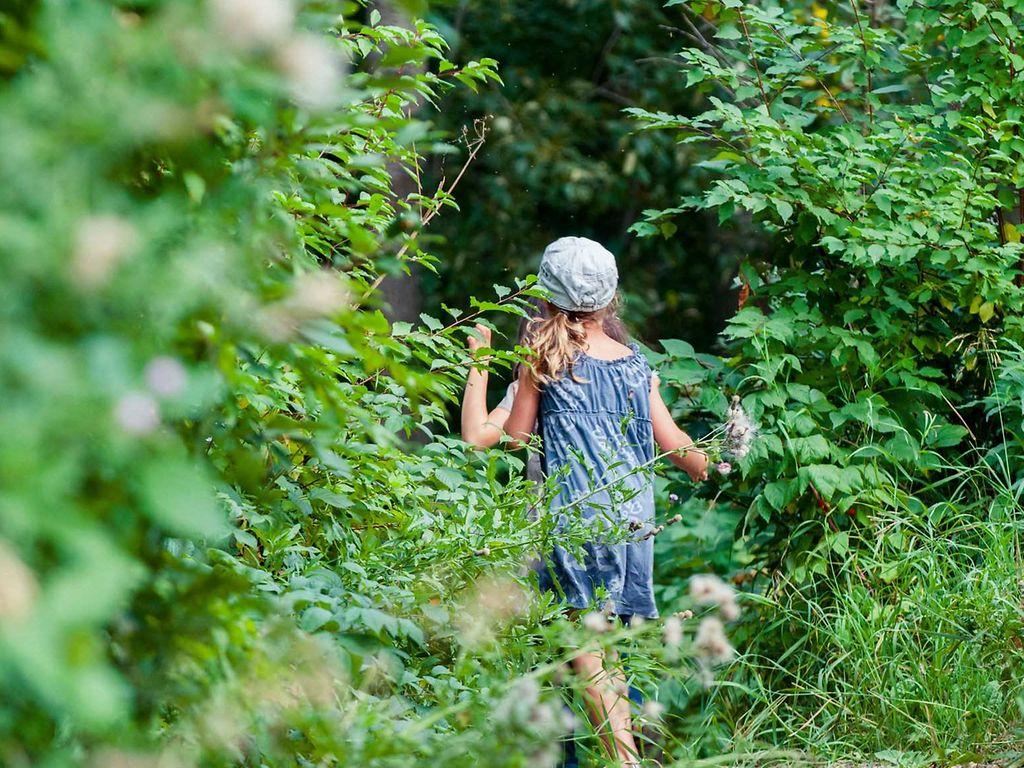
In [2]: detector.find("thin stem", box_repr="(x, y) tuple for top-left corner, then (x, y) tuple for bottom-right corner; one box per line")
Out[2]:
(737, 7), (770, 111)
(849, 0), (874, 125)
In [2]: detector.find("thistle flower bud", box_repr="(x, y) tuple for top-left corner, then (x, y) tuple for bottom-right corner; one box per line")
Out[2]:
(716, 461), (732, 475)
(641, 524), (664, 541)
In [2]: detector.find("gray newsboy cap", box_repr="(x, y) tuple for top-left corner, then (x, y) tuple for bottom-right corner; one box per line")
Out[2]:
(537, 236), (618, 312)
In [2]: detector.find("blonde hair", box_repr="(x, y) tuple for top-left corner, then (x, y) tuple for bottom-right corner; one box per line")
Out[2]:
(525, 298), (625, 385)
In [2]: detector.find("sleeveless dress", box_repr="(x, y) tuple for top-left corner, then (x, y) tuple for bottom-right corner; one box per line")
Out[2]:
(534, 342), (659, 619)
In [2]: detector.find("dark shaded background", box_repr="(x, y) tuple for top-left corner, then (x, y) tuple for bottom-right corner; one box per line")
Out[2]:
(415, 0), (750, 347)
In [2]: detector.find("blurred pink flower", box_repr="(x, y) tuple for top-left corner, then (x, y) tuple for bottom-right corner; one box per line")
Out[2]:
(144, 356), (187, 398)
(115, 391), (160, 435)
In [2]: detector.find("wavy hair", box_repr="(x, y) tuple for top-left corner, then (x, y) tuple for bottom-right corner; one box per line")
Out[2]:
(523, 296), (627, 385)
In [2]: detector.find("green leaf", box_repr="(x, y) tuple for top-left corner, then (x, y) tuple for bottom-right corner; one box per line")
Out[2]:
(141, 457), (226, 538)
(800, 464), (844, 499)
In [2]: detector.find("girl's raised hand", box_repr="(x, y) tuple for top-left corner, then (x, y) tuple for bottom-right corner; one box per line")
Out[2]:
(467, 323), (492, 353)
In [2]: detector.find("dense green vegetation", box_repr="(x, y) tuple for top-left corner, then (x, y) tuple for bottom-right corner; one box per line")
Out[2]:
(1, 0), (1023, 766)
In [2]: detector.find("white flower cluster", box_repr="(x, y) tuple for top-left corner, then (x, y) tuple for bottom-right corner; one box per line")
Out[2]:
(689, 574), (740, 687)
(257, 271), (351, 341)
(71, 214), (138, 288)
(209, 0), (346, 110)
(724, 395), (757, 460)
(694, 616), (735, 666)
(689, 574), (740, 621)
(492, 678), (576, 768)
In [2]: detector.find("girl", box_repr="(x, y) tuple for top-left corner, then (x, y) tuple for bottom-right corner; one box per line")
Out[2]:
(461, 297), (628, 454)
(467, 237), (707, 767)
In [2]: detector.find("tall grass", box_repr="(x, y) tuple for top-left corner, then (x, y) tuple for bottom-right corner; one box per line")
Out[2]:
(649, 454), (1023, 763)
(720, 460), (1024, 759)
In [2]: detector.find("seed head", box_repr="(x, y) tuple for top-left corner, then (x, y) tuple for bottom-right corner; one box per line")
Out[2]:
(642, 700), (665, 721)
(662, 615), (682, 647)
(689, 574), (734, 608)
(694, 616), (735, 665)
(724, 396), (757, 460)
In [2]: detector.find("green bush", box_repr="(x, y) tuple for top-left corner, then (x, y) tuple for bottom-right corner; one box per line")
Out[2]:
(635, 0), (1024, 755)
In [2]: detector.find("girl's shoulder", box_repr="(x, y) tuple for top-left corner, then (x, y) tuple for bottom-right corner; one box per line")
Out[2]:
(579, 337), (636, 360)
(577, 340), (647, 369)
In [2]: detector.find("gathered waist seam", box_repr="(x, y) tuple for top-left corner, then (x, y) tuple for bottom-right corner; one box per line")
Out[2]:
(541, 407), (651, 422)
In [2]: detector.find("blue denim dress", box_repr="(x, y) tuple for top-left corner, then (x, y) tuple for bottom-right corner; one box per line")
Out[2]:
(535, 342), (659, 619)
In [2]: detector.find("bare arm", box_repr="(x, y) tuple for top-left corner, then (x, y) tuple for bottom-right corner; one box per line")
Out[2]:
(650, 375), (708, 481)
(503, 365), (540, 449)
(461, 324), (511, 448)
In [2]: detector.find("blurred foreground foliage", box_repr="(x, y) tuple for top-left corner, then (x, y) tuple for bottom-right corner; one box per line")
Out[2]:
(0, 1), (715, 765)
(4, 0), (1024, 764)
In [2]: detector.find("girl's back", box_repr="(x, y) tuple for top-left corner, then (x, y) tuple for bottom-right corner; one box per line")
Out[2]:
(540, 343), (655, 525)
(538, 342), (659, 619)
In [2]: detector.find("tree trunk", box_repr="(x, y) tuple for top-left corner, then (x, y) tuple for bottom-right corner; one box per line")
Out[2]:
(373, 1), (424, 324)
